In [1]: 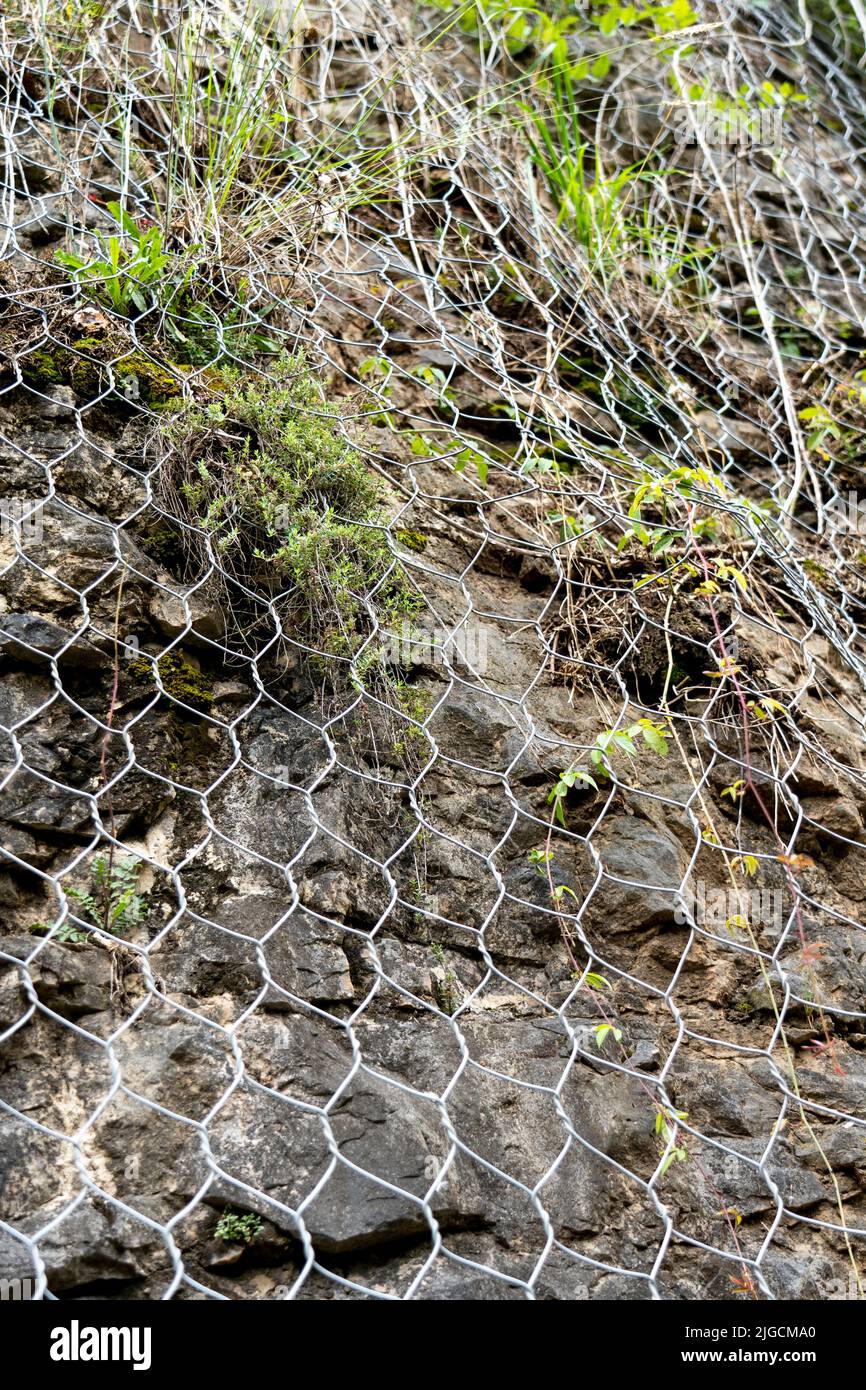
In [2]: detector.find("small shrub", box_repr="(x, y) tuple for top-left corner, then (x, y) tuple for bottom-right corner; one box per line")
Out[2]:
(155, 354), (417, 669)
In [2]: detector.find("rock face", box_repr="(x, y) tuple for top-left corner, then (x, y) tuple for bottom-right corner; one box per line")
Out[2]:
(2, 367), (865, 1302)
(3, 1), (866, 1305)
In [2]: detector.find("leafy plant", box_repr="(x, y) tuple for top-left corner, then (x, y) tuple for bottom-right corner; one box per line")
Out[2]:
(214, 1209), (264, 1244)
(30, 855), (147, 942)
(547, 766), (599, 827)
(799, 403), (842, 455)
(721, 778), (746, 802)
(624, 461), (726, 552)
(359, 355), (397, 428)
(585, 971), (612, 991)
(591, 0), (697, 37)
(428, 0), (696, 71)
(692, 559), (748, 597)
(589, 717), (670, 777)
(529, 846), (554, 872)
(55, 203), (173, 315)
(451, 440), (491, 487)
(428, 0), (578, 60)
(164, 288), (281, 367)
(746, 697), (787, 723)
(655, 1106), (689, 1175)
(408, 363), (456, 412)
(29, 920), (89, 945)
(67, 855), (147, 936)
(540, 717), (669, 841)
(673, 75), (808, 147)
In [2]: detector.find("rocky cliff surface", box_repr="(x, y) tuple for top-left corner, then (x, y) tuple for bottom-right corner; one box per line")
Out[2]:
(2, 0), (866, 1300)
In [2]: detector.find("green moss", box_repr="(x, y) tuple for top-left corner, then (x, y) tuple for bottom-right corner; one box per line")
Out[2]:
(70, 342), (185, 405)
(802, 557), (830, 587)
(22, 349), (66, 385)
(129, 650), (213, 711)
(395, 528), (428, 553)
(199, 366), (233, 394)
(22, 338), (185, 406)
(120, 355), (184, 405)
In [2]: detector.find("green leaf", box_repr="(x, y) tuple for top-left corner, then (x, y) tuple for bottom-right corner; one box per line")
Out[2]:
(585, 971), (611, 991)
(651, 530), (676, 556)
(106, 201), (141, 240)
(640, 724), (668, 756)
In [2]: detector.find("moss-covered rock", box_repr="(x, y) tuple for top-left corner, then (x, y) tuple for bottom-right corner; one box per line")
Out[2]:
(128, 650), (213, 711)
(22, 348), (67, 384)
(395, 528), (428, 553)
(22, 338), (186, 406)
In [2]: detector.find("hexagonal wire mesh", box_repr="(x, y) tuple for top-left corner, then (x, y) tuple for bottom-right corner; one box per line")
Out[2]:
(1, 0), (866, 1300)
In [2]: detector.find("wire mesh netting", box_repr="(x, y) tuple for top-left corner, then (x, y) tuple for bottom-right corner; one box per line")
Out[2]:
(2, 0), (866, 1300)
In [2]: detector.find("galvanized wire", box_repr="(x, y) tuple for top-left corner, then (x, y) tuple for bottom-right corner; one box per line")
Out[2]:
(1, 0), (866, 1300)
